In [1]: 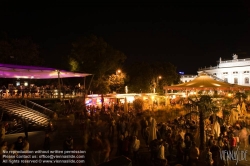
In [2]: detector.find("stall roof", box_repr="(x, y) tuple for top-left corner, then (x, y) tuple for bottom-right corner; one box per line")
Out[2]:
(0, 63), (91, 79)
(164, 72), (250, 90)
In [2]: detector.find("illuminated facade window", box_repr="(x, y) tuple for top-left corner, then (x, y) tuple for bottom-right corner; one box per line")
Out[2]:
(245, 77), (249, 84)
(234, 78), (238, 84)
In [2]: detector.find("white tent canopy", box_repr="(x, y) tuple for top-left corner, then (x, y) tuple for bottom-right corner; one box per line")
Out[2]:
(0, 63), (91, 79)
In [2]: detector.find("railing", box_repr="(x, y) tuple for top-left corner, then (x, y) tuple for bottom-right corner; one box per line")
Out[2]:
(199, 58), (250, 70)
(0, 89), (85, 99)
(0, 100), (50, 126)
(220, 58), (250, 63)
(198, 66), (219, 71)
(22, 100), (54, 118)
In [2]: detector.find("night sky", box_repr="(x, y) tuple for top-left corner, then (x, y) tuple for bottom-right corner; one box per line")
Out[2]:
(1, 2), (250, 74)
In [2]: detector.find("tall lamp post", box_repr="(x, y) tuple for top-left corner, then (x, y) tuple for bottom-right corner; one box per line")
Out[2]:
(153, 76), (162, 93)
(116, 69), (121, 75)
(115, 69), (122, 93)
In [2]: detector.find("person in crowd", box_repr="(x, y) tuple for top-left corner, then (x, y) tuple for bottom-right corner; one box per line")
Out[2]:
(229, 133), (237, 151)
(0, 124), (5, 144)
(102, 136), (111, 162)
(63, 136), (73, 150)
(140, 117), (148, 139)
(188, 141), (199, 166)
(14, 136), (23, 151)
(131, 135), (140, 163)
(184, 135), (192, 162)
(210, 140), (221, 166)
(131, 120), (140, 137)
(144, 126), (149, 147)
(0, 141), (8, 164)
(117, 134), (124, 155)
(122, 136), (130, 157)
(176, 138), (185, 165)
(22, 137), (29, 166)
(239, 127), (249, 148)
(22, 137), (29, 151)
(157, 140), (167, 166)
(200, 147), (213, 166)
(222, 141), (230, 166)
(207, 135), (214, 147)
(109, 117), (116, 136)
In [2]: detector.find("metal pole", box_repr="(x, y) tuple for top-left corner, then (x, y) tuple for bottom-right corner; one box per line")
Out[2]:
(57, 70), (61, 99)
(84, 77), (86, 90)
(87, 75), (94, 93)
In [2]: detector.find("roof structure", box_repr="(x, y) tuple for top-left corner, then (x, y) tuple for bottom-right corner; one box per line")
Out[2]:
(164, 72), (250, 91)
(0, 63), (91, 79)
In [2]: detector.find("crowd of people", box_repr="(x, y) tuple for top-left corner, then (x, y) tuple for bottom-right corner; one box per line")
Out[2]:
(0, 84), (84, 99)
(81, 108), (249, 166)
(0, 136), (30, 165)
(0, 100), (249, 166)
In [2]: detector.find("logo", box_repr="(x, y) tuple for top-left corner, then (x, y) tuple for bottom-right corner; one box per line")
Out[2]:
(220, 146), (247, 165)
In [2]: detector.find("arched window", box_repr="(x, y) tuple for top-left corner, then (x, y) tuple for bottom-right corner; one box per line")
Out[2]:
(234, 78), (238, 84)
(245, 77), (249, 84)
(224, 78), (228, 82)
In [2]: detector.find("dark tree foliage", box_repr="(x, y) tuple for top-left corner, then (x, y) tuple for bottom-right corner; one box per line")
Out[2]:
(0, 37), (43, 66)
(69, 35), (126, 94)
(126, 61), (180, 93)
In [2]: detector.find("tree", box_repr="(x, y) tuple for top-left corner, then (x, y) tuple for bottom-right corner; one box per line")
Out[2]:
(234, 92), (247, 104)
(69, 35), (126, 94)
(126, 61), (180, 93)
(126, 62), (153, 93)
(0, 37), (43, 65)
(189, 95), (219, 151)
(108, 72), (126, 93)
(133, 98), (144, 113)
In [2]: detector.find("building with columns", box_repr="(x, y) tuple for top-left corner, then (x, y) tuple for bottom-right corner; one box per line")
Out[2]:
(180, 74), (197, 83)
(198, 54), (250, 86)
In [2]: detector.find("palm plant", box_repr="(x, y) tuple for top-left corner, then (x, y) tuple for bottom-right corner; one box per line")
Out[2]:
(189, 95), (219, 151)
(234, 92), (247, 104)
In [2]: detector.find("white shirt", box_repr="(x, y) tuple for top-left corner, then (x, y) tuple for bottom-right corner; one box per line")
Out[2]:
(23, 142), (29, 151)
(157, 144), (165, 159)
(132, 139), (140, 151)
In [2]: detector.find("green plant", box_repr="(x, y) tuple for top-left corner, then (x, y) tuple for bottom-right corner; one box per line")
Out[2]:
(133, 98), (144, 112)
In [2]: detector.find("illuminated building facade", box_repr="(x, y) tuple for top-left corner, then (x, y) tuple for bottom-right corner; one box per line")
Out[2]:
(198, 54), (250, 86)
(180, 74), (197, 83)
